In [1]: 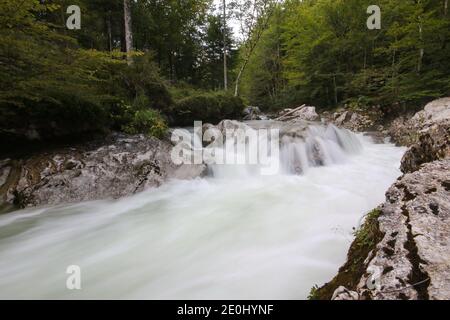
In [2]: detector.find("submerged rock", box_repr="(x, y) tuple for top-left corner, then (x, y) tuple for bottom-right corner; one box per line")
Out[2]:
(0, 133), (206, 208)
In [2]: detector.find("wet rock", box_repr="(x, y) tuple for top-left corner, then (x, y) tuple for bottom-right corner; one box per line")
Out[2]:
(332, 286), (359, 300)
(243, 106), (268, 120)
(0, 133), (206, 208)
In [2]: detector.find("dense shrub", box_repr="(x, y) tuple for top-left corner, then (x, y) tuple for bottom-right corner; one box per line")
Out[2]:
(115, 55), (173, 112)
(172, 92), (245, 126)
(122, 109), (168, 139)
(117, 94), (168, 139)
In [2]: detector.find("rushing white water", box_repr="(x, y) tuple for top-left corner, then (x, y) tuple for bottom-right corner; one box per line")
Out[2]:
(0, 123), (405, 299)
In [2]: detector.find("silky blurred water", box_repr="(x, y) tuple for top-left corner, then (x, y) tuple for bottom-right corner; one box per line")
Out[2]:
(0, 130), (405, 299)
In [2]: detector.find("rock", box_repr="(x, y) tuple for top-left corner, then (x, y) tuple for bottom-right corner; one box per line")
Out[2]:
(387, 115), (416, 146)
(278, 106), (320, 122)
(243, 106), (268, 120)
(400, 119), (450, 173)
(332, 110), (375, 132)
(362, 160), (450, 300)
(217, 119), (252, 137)
(0, 133), (206, 208)
(332, 286), (359, 300)
(410, 97), (450, 128)
(395, 98), (450, 173)
(290, 106), (320, 122)
(388, 98), (450, 147)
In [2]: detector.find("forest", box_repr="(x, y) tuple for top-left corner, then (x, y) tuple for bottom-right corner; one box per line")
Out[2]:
(1, 0), (449, 146)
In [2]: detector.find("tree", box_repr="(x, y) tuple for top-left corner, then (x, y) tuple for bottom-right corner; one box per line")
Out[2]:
(198, 14), (235, 90)
(124, 0), (133, 63)
(223, 0), (228, 90)
(232, 0), (278, 96)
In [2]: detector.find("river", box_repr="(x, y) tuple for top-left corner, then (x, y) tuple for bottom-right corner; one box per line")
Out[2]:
(0, 122), (406, 299)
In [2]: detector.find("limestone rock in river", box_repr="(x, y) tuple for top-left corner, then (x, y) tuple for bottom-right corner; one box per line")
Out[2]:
(0, 133), (206, 208)
(399, 98), (450, 173)
(277, 106), (320, 122)
(388, 97), (450, 147)
(363, 160), (450, 300)
(332, 110), (376, 132)
(242, 106), (268, 120)
(400, 119), (450, 173)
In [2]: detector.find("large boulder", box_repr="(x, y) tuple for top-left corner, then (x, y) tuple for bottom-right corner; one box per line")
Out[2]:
(243, 106), (268, 120)
(388, 98), (450, 147)
(400, 120), (450, 173)
(0, 133), (206, 209)
(332, 110), (376, 132)
(277, 106), (320, 122)
(398, 98), (450, 173)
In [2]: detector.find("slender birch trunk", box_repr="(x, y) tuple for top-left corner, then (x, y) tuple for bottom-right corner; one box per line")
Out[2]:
(124, 0), (133, 64)
(223, 0), (228, 91)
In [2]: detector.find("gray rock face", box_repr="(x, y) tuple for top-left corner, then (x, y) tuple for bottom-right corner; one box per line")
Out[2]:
(332, 110), (376, 132)
(291, 106), (320, 122)
(400, 119), (450, 173)
(395, 98), (450, 173)
(357, 160), (450, 300)
(388, 98), (450, 147)
(277, 106), (320, 122)
(0, 133), (206, 208)
(411, 97), (450, 128)
(243, 106), (268, 120)
(332, 286), (359, 300)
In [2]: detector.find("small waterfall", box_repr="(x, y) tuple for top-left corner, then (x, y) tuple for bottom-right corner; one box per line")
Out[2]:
(280, 124), (363, 175)
(205, 121), (363, 177)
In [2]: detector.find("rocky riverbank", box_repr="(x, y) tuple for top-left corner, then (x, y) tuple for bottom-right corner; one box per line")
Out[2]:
(311, 97), (450, 300)
(0, 133), (206, 210)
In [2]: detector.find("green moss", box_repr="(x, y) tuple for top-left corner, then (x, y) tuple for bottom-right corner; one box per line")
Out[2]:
(309, 208), (383, 300)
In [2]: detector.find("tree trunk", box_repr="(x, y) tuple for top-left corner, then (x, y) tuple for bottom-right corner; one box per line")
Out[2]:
(107, 11), (112, 52)
(123, 0), (133, 64)
(223, 0), (228, 91)
(234, 0), (274, 97)
(418, 18), (424, 73)
(333, 75), (338, 106)
(445, 0), (448, 16)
